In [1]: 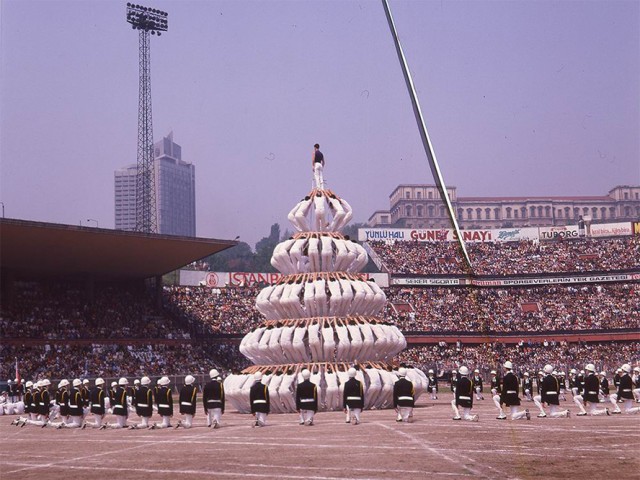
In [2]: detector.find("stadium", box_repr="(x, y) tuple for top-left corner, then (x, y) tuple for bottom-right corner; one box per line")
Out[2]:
(2, 1), (640, 478)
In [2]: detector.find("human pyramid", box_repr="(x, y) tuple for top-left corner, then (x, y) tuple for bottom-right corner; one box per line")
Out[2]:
(224, 151), (427, 424)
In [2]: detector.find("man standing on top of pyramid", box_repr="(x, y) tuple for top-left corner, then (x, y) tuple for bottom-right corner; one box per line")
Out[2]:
(312, 143), (325, 189)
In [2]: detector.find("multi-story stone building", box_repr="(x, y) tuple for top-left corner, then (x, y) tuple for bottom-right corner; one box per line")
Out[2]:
(115, 132), (196, 237)
(368, 185), (640, 229)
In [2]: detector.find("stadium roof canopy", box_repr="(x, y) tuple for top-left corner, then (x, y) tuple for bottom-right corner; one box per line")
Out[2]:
(0, 219), (237, 280)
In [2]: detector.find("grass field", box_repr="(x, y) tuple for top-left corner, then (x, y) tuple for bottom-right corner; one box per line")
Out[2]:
(2, 393), (639, 480)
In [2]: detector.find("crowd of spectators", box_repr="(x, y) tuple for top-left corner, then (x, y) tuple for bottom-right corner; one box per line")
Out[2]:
(1, 281), (188, 340)
(1, 342), (250, 381)
(368, 237), (640, 276)
(396, 341), (640, 376)
(164, 285), (263, 336)
(386, 283), (639, 333)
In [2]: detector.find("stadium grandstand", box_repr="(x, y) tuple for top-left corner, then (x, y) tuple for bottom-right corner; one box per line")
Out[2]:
(2, 218), (639, 386)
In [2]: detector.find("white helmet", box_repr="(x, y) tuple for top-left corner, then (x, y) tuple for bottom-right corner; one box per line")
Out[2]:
(503, 361), (513, 370)
(474, 369), (479, 373)
(253, 372), (263, 382)
(552, 371), (558, 376)
(458, 366), (469, 376)
(82, 379), (89, 385)
(598, 371), (606, 376)
(25, 381), (33, 388)
(397, 367), (408, 377)
(348, 368), (357, 378)
(452, 369), (457, 374)
(428, 369), (434, 374)
(159, 376), (170, 386)
(585, 364), (596, 372)
(140, 376), (151, 386)
(41, 379), (51, 387)
(490, 370), (497, 375)
(111, 381), (117, 387)
(72, 379), (82, 387)
(118, 377), (129, 386)
(134, 379), (140, 385)
(95, 378), (105, 386)
(633, 367), (640, 373)
(621, 364), (631, 373)
(301, 369), (311, 380)
(543, 365), (553, 374)
(59, 379), (70, 388)
(185, 375), (195, 385)
(570, 369), (577, 375)
(209, 369), (220, 379)
(524, 372), (529, 377)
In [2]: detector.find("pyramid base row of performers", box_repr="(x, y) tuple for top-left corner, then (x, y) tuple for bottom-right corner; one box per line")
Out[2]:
(225, 362), (426, 413)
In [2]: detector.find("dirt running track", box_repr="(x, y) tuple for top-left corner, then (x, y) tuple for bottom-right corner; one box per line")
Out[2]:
(2, 394), (638, 480)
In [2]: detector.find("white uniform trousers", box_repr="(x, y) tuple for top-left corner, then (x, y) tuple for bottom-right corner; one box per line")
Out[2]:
(109, 415), (128, 428)
(137, 416), (150, 428)
(493, 394), (506, 418)
(573, 395), (588, 415)
(397, 407), (413, 422)
(509, 406), (528, 420)
(313, 163), (324, 189)
(346, 406), (361, 424)
(549, 405), (570, 418)
(533, 395), (546, 416)
(299, 409), (315, 425)
(63, 415), (83, 428)
(622, 399), (640, 414)
(181, 413), (194, 428)
(207, 408), (222, 427)
(255, 412), (268, 426)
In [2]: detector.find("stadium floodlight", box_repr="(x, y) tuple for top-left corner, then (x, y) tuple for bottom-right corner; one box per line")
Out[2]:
(381, 0), (473, 272)
(125, 4), (169, 234)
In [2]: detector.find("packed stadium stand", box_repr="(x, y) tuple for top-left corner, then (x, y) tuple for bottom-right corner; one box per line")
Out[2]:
(1, 218), (638, 384)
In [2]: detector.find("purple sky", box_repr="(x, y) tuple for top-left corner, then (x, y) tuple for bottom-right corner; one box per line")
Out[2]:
(1, 0), (638, 248)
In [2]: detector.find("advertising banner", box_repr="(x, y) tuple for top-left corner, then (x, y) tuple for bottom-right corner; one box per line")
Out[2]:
(589, 222), (632, 238)
(179, 271), (389, 288)
(538, 225), (580, 240)
(391, 272), (639, 287)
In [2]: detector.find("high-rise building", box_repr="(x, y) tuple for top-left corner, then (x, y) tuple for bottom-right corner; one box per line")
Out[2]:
(115, 132), (196, 237)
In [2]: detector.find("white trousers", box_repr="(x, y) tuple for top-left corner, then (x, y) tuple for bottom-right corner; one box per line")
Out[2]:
(573, 395), (588, 414)
(493, 394), (506, 417)
(181, 413), (193, 428)
(137, 416), (150, 428)
(586, 402), (608, 416)
(109, 415), (128, 428)
(255, 412), (268, 426)
(207, 408), (222, 427)
(313, 163), (324, 189)
(509, 406), (528, 420)
(346, 407), (361, 423)
(533, 395), (546, 416)
(609, 393), (621, 413)
(88, 414), (104, 428)
(622, 399), (640, 414)
(299, 409), (315, 424)
(63, 415), (83, 428)
(549, 405), (570, 418)
(397, 407), (413, 422)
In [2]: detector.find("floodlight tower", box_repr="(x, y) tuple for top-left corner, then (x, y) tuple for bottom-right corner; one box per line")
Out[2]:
(126, 3), (168, 234)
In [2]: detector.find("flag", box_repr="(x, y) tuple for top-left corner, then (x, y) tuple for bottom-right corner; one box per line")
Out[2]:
(15, 358), (20, 383)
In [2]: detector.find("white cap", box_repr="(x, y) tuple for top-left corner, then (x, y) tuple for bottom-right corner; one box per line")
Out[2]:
(474, 369), (479, 373)
(41, 379), (51, 387)
(543, 365), (553, 374)
(428, 369), (434, 374)
(185, 375), (195, 385)
(253, 372), (263, 382)
(159, 376), (170, 386)
(599, 371), (606, 376)
(35, 381), (42, 388)
(301, 369), (311, 380)
(82, 379), (89, 385)
(348, 368), (357, 378)
(621, 364), (631, 373)
(585, 363), (596, 372)
(503, 361), (513, 370)
(111, 381), (117, 387)
(634, 367), (640, 373)
(118, 377), (129, 386)
(7, 380), (11, 384)
(209, 369), (220, 379)
(57, 381), (64, 389)
(72, 379), (82, 387)
(570, 369), (577, 375)
(524, 372), (529, 376)
(14, 378), (19, 382)
(134, 379), (140, 385)
(452, 369), (457, 374)
(490, 370), (497, 375)
(140, 376), (151, 386)
(397, 367), (408, 377)
(552, 371), (558, 376)
(26, 381), (33, 388)
(458, 366), (469, 376)
(59, 379), (70, 387)
(95, 378), (105, 386)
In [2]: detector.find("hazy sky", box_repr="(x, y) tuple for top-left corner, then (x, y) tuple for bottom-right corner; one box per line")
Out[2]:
(1, 0), (638, 248)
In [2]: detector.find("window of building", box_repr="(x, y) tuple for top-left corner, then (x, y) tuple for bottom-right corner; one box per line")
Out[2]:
(485, 208), (491, 220)
(625, 206), (631, 216)
(467, 208), (473, 219)
(440, 207), (445, 217)
(506, 207), (512, 219)
(530, 206), (536, 218)
(624, 192), (629, 200)
(457, 209), (464, 220)
(494, 208), (500, 220)
(514, 210), (519, 219)
(417, 206), (423, 217)
(545, 206), (551, 217)
(416, 192), (422, 199)
(476, 208), (482, 220)
(591, 207), (598, 219)
(428, 191), (433, 199)
(406, 191), (411, 199)
(406, 205), (412, 216)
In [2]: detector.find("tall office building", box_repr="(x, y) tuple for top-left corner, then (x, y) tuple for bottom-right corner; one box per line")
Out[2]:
(115, 132), (196, 236)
